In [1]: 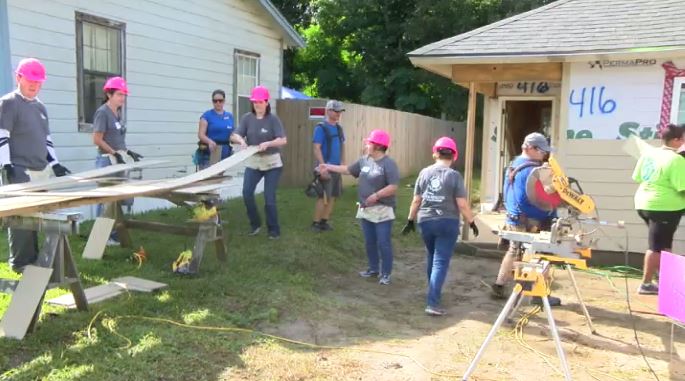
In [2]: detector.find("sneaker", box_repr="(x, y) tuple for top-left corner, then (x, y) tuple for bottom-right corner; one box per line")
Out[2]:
(378, 274), (391, 285)
(359, 269), (380, 278)
(310, 222), (322, 232)
(106, 238), (121, 246)
(425, 306), (445, 316)
(247, 227), (261, 236)
(268, 234), (280, 240)
(638, 283), (659, 295)
(319, 220), (333, 231)
(532, 295), (562, 307)
(490, 283), (506, 299)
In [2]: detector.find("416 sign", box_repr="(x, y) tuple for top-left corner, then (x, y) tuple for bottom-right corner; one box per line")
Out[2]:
(497, 81), (561, 96)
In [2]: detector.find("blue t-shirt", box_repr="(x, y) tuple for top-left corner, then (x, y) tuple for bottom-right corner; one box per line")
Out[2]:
(201, 109), (234, 159)
(503, 155), (556, 224)
(312, 122), (344, 165)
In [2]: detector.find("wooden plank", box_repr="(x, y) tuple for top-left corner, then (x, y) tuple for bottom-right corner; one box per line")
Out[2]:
(110, 276), (167, 292)
(46, 283), (124, 309)
(451, 63), (562, 83)
(0, 160), (167, 193)
(462, 82), (477, 240)
(455, 82), (497, 97)
(82, 218), (115, 260)
(0, 266), (52, 340)
(124, 220), (198, 236)
(0, 147), (258, 218)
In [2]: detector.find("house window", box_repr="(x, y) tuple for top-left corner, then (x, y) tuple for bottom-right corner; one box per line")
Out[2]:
(234, 51), (260, 121)
(76, 13), (125, 130)
(670, 77), (685, 124)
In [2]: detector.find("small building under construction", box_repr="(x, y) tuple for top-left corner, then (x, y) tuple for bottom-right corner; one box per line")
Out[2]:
(409, 0), (685, 253)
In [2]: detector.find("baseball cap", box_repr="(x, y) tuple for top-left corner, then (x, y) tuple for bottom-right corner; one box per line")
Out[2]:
(523, 132), (552, 152)
(325, 100), (345, 112)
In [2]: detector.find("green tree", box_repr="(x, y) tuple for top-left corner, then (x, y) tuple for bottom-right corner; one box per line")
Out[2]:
(277, 0), (553, 119)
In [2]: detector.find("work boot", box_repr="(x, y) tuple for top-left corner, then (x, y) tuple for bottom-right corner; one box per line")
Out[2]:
(310, 221), (322, 232)
(319, 220), (333, 231)
(490, 283), (506, 299)
(532, 295), (562, 307)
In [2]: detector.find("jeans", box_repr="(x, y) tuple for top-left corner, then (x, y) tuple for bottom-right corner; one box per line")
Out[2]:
(6, 165), (38, 270)
(242, 166), (283, 235)
(95, 155), (112, 218)
(360, 219), (394, 275)
(95, 155), (129, 240)
(420, 218), (460, 308)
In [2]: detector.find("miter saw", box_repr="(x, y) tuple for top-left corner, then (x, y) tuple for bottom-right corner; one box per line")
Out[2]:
(500, 154), (602, 270)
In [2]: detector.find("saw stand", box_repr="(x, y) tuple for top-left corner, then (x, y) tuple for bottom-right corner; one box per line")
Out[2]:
(462, 259), (574, 381)
(498, 224), (597, 335)
(0, 213), (88, 339)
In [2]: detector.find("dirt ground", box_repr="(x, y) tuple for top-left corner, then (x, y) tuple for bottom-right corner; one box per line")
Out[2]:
(231, 248), (685, 381)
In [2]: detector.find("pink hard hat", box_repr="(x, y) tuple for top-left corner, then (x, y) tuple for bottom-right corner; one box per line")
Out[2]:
(103, 76), (129, 95)
(366, 129), (391, 148)
(15, 58), (47, 82)
(433, 136), (458, 159)
(249, 85), (270, 102)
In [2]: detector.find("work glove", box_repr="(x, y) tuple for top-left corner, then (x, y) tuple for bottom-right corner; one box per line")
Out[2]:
(2, 164), (15, 180)
(401, 220), (415, 235)
(112, 152), (126, 164)
(52, 163), (71, 177)
(469, 221), (479, 237)
(127, 150), (144, 162)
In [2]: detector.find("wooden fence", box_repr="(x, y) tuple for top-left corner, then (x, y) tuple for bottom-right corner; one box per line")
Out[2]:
(276, 99), (466, 187)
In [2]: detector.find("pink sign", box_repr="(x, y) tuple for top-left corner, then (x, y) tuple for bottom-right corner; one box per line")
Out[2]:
(658, 251), (685, 324)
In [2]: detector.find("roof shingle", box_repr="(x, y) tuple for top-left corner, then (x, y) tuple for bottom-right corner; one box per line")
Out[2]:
(409, 0), (685, 57)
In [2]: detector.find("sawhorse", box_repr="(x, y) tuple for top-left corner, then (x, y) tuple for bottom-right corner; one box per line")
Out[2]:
(103, 195), (227, 274)
(0, 213), (88, 339)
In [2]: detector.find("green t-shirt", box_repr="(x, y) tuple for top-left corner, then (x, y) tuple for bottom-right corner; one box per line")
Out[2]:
(633, 147), (685, 211)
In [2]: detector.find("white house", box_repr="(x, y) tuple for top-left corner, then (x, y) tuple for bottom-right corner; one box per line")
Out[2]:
(409, 0), (685, 253)
(0, 0), (303, 217)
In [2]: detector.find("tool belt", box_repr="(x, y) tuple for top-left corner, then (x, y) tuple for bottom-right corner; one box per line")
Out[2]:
(356, 204), (395, 223)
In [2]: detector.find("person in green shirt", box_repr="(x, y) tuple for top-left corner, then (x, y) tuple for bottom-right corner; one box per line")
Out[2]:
(632, 123), (685, 294)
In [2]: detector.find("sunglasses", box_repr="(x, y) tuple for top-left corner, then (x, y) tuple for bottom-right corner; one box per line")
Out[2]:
(213, 98), (225, 103)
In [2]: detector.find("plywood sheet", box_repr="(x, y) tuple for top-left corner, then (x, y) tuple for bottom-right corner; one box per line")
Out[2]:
(46, 283), (124, 308)
(0, 266), (53, 339)
(82, 218), (116, 260)
(111, 276), (167, 292)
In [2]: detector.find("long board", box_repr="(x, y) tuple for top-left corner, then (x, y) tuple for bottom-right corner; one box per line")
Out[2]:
(0, 147), (258, 218)
(0, 160), (168, 193)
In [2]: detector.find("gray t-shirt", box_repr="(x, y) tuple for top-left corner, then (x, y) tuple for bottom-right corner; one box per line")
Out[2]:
(93, 104), (127, 153)
(0, 91), (50, 170)
(236, 113), (286, 155)
(414, 163), (467, 223)
(348, 155), (400, 207)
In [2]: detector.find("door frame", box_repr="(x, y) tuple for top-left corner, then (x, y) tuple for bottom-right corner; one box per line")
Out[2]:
(488, 96), (558, 211)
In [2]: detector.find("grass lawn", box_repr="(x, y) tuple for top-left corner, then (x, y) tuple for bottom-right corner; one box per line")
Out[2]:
(0, 175), (438, 381)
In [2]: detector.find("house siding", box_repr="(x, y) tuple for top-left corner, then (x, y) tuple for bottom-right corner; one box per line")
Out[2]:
(559, 58), (685, 253)
(6, 0), (284, 179)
